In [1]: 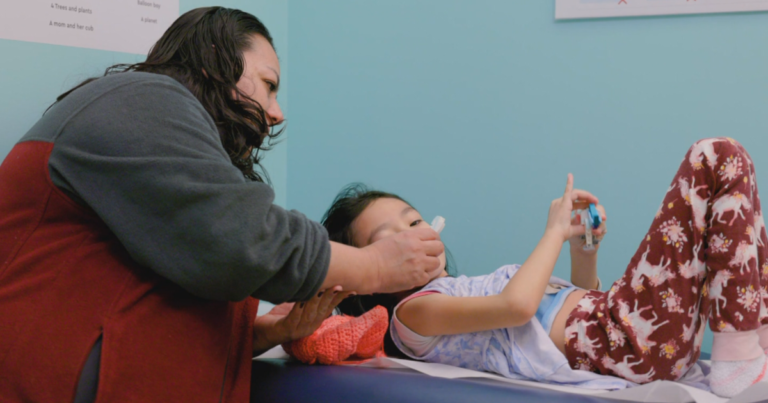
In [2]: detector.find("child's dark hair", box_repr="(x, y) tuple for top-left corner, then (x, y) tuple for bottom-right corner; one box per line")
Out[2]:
(321, 183), (455, 357)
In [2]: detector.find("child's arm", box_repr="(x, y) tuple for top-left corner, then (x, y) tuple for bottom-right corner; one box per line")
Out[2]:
(398, 174), (598, 337)
(397, 230), (564, 336)
(570, 252), (599, 290)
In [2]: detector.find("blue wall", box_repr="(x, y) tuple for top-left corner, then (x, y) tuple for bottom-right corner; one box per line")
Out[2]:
(287, 1), (768, 352)
(0, 0), (289, 206)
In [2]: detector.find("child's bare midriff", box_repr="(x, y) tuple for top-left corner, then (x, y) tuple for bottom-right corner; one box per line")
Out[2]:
(549, 289), (591, 356)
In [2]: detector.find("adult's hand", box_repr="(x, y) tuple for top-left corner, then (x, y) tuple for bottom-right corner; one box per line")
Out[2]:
(363, 228), (444, 294)
(252, 285), (351, 356)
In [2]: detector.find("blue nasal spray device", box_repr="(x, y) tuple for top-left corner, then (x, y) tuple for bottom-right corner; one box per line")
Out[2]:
(579, 204), (602, 250)
(588, 204), (601, 229)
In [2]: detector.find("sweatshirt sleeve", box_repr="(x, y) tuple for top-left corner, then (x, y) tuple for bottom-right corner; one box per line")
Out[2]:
(45, 74), (329, 303)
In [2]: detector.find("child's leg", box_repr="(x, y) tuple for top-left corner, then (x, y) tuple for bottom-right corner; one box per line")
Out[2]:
(752, 163), (768, 351)
(565, 138), (765, 387)
(704, 143), (768, 397)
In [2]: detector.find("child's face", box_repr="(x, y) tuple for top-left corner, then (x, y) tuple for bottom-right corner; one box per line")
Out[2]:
(351, 197), (448, 276)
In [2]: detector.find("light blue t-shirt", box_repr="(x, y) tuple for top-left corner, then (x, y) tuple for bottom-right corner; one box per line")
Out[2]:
(535, 286), (577, 335)
(389, 265), (711, 391)
(390, 265), (631, 390)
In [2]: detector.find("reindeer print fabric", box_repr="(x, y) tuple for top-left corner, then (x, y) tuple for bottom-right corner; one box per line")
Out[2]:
(565, 138), (768, 383)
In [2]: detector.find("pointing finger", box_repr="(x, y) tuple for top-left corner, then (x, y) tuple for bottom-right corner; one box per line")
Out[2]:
(563, 174), (574, 198)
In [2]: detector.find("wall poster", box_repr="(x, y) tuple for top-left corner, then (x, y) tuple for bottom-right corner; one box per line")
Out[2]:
(556, 0), (768, 20)
(0, 1), (180, 54)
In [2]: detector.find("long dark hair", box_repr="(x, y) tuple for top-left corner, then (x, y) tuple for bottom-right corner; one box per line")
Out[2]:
(321, 183), (456, 357)
(53, 7), (281, 182)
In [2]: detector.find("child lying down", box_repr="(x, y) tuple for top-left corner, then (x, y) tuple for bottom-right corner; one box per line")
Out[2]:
(310, 138), (768, 399)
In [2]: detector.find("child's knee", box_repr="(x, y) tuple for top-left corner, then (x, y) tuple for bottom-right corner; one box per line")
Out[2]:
(716, 138), (752, 165)
(688, 137), (741, 150)
(686, 137), (749, 172)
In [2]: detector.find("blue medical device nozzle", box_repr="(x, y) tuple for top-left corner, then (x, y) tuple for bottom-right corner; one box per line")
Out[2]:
(588, 204), (601, 229)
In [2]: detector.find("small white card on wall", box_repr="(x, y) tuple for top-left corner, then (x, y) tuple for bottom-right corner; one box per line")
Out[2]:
(0, 1), (179, 54)
(556, 0), (768, 20)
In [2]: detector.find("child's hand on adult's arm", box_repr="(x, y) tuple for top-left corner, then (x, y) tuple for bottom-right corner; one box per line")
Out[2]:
(252, 286), (352, 356)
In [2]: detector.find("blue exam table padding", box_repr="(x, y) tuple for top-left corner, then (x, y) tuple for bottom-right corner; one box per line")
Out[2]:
(251, 359), (620, 403)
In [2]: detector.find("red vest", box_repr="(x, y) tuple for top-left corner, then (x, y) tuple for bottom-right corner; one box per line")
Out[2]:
(0, 141), (259, 402)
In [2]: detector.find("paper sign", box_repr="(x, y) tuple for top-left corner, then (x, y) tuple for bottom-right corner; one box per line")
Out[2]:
(0, 1), (179, 54)
(555, 0), (768, 20)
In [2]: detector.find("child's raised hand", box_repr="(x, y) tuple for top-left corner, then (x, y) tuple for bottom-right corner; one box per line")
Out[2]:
(545, 174), (599, 243)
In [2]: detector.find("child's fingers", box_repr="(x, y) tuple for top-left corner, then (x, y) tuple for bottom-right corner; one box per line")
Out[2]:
(593, 205), (608, 237)
(563, 174), (574, 198)
(570, 189), (599, 205)
(570, 215), (581, 226)
(570, 223), (587, 237)
(574, 200), (606, 213)
(596, 223), (609, 238)
(592, 227), (604, 237)
(596, 204), (607, 221)
(572, 201), (589, 210)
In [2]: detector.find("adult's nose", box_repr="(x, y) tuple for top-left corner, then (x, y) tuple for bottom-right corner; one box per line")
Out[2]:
(267, 101), (284, 126)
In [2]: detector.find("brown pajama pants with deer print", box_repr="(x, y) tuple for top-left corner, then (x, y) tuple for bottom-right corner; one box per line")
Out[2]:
(564, 138), (768, 384)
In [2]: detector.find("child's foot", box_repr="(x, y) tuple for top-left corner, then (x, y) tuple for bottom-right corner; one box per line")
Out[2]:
(758, 325), (768, 352)
(709, 353), (768, 398)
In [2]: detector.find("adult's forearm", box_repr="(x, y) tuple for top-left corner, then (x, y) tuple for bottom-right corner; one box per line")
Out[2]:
(570, 250), (599, 290)
(321, 242), (380, 294)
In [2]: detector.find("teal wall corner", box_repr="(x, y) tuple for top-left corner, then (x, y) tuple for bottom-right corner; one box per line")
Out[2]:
(286, 0), (768, 353)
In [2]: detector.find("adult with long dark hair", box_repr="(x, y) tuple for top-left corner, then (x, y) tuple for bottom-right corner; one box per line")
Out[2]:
(0, 7), (443, 403)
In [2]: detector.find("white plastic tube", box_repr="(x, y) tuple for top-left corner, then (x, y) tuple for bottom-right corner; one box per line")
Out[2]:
(580, 210), (594, 251)
(431, 216), (446, 234)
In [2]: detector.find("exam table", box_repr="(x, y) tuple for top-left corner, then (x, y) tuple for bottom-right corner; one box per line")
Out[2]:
(249, 306), (739, 403)
(251, 358), (620, 403)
